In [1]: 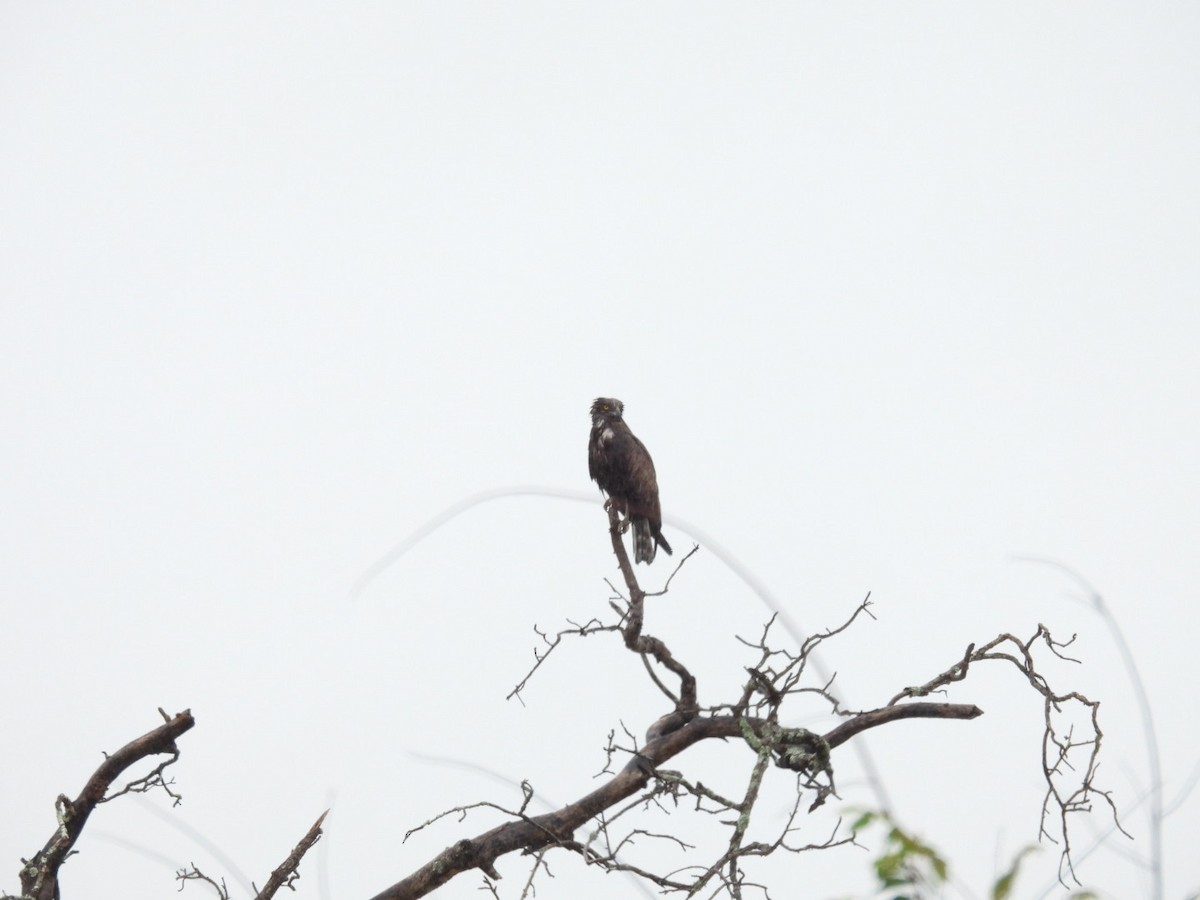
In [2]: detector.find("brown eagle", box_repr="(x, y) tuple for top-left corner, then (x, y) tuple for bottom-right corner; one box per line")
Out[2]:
(588, 398), (673, 564)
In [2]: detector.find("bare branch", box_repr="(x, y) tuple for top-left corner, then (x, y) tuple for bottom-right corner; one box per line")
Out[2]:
(604, 503), (699, 725)
(367, 702), (979, 900)
(887, 642), (975, 706)
(17, 708), (196, 900)
(176, 863), (231, 899)
(253, 810), (329, 900)
(363, 505), (1118, 899)
(886, 624), (1125, 886)
(507, 619), (617, 703)
(646, 544), (701, 597)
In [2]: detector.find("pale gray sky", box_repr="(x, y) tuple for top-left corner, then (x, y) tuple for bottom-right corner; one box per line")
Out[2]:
(2, 4), (1198, 899)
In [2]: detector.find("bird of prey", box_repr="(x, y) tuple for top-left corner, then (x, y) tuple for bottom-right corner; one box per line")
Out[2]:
(588, 398), (673, 564)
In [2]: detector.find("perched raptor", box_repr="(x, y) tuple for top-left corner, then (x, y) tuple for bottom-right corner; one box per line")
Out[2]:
(588, 398), (673, 564)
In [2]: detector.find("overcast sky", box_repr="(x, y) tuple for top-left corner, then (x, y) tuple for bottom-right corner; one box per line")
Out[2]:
(2, 4), (1198, 899)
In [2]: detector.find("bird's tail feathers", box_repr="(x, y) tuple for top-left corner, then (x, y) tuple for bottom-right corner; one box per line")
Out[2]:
(656, 531), (673, 557)
(632, 518), (656, 565)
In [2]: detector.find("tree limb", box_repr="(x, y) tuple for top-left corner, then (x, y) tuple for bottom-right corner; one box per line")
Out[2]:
(254, 810), (329, 899)
(366, 702), (979, 900)
(16, 708), (195, 900)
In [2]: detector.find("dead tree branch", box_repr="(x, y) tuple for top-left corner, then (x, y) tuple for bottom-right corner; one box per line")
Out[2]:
(176, 865), (231, 899)
(176, 810), (330, 899)
(253, 810), (329, 900)
(12, 708), (195, 900)
(604, 503), (699, 731)
(368, 506), (1116, 899)
(366, 702), (978, 900)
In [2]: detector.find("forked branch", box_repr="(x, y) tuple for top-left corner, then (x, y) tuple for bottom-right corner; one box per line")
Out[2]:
(366, 702), (979, 900)
(371, 507), (1116, 898)
(13, 708), (195, 900)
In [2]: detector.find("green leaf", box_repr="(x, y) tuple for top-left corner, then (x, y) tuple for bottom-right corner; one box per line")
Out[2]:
(849, 809), (877, 832)
(991, 846), (1038, 900)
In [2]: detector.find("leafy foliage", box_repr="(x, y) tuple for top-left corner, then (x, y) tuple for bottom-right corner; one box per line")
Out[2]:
(851, 810), (1102, 900)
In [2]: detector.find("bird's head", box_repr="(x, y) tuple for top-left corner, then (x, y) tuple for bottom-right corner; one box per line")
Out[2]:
(590, 397), (624, 424)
